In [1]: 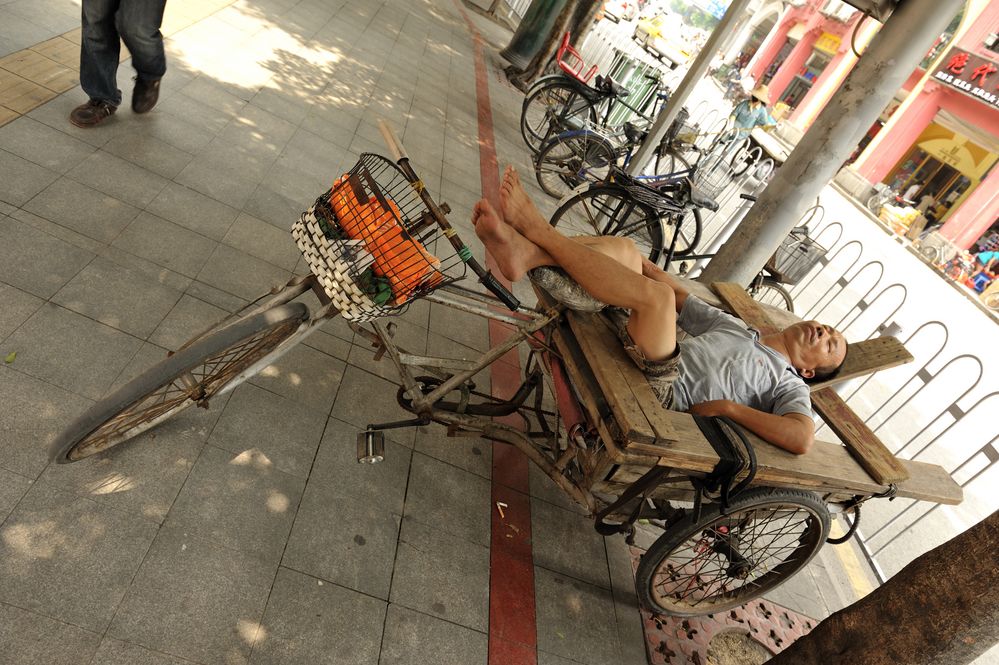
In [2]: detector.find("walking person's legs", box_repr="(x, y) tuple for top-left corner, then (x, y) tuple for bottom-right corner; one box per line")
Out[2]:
(117, 0), (168, 113)
(72, 0), (122, 127)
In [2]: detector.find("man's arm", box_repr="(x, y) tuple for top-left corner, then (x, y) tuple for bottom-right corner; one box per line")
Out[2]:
(689, 400), (814, 454)
(640, 257), (689, 311)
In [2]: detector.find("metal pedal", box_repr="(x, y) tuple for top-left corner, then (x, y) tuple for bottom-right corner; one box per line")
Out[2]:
(356, 429), (385, 464)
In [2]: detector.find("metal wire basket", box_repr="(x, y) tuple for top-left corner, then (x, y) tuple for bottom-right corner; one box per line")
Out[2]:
(767, 233), (827, 284)
(691, 152), (731, 199)
(292, 153), (467, 321)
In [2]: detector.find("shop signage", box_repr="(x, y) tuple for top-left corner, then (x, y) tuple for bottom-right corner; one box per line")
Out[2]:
(932, 48), (999, 110)
(814, 32), (841, 55)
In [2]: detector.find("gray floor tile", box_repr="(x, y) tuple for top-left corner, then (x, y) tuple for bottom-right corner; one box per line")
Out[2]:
(248, 342), (345, 415)
(0, 282), (43, 342)
(242, 182), (308, 230)
(185, 279), (250, 313)
(180, 77), (250, 117)
(90, 638), (194, 665)
(108, 524), (276, 665)
(146, 181), (239, 242)
(413, 425), (491, 479)
(0, 467), (32, 523)
(0, 603), (102, 665)
(173, 151), (262, 209)
(102, 131), (196, 179)
(534, 566), (623, 665)
(197, 242), (291, 301)
(141, 106), (218, 154)
(390, 516), (489, 631)
(222, 212), (302, 270)
(249, 567), (386, 665)
(67, 150), (169, 208)
(0, 366), (92, 478)
(0, 483), (159, 633)
(36, 404), (209, 524)
(4, 303), (144, 400)
(262, 156), (331, 208)
(537, 651), (583, 665)
(23, 176), (140, 244)
(403, 451), (491, 547)
(531, 497), (611, 589)
(0, 116), (96, 174)
(0, 148), (60, 206)
(113, 211), (218, 278)
(379, 604), (488, 665)
(164, 443), (306, 562)
(528, 462), (587, 515)
(8, 206), (107, 255)
(147, 294), (229, 350)
(52, 256), (182, 338)
(301, 328), (352, 362)
(25, 93), (124, 148)
(209, 383), (326, 478)
(96, 243), (193, 293)
(329, 364), (422, 440)
(281, 419), (409, 600)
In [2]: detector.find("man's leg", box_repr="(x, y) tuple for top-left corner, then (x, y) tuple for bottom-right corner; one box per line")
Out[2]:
(79, 0), (122, 105)
(498, 167), (678, 361)
(118, 0), (167, 112)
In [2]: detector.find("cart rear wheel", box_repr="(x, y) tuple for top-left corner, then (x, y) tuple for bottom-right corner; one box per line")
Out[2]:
(550, 184), (665, 263)
(635, 487), (830, 616)
(49, 303), (308, 463)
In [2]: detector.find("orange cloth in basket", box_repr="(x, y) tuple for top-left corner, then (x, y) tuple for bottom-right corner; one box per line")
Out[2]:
(330, 175), (443, 303)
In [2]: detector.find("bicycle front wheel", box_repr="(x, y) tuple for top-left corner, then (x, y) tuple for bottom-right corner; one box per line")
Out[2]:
(521, 81), (599, 154)
(49, 302), (309, 463)
(749, 277), (794, 312)
(661, 207), (701, 258)
(534, 132), (617, 199)
(550, 185), (664, 263)
(635, 488), (830, 616)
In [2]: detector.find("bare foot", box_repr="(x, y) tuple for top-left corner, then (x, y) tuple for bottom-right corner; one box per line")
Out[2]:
(499, 165), (549, 241)
(471, 198), (552, 281)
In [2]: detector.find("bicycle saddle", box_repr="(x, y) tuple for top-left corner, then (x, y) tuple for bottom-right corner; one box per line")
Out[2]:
(594, 75), (631, 98)
(623, 122), (647, 144)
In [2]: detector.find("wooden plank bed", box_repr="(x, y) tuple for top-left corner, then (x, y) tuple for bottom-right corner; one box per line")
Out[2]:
(540, 284), (963, 507)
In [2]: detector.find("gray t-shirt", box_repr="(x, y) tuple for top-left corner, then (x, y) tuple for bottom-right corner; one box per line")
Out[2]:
(670, 297), (812, 417)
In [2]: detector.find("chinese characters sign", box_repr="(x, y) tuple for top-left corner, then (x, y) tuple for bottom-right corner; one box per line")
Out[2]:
(933, 48), (999, 109)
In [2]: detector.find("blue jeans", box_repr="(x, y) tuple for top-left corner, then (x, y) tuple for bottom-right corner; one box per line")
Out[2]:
(80, 0), (167, 106)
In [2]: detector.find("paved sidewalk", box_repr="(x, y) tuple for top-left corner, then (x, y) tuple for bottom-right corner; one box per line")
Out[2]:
(0, 1), (877, 663)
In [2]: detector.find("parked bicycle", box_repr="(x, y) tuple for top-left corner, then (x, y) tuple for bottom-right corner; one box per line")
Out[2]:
(520, 70), (670, 154)
(867, 183), (913, 214)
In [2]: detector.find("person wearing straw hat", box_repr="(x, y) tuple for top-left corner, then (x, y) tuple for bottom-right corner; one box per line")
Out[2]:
(730, 85), (776, 139)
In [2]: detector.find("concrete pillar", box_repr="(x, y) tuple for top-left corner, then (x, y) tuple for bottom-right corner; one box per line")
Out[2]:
(855, 84), (941, 184)
(625, 0), (755, 175)
(938, 172), (999, 248)
(698, 0), (967, 287)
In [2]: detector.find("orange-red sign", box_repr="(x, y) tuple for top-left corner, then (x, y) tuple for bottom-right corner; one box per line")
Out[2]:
(933, 48), (999, 109)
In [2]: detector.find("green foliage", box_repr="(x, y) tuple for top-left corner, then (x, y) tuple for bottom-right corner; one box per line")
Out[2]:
(667, 0), (719, 30)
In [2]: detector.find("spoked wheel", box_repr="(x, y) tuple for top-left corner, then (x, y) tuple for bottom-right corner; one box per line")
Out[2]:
(534, 133), (617, 199)
(550, 184), (665, 263)
(521, 81), (599, 154)
(728, 140), (756, 177)
(635, 488), (830, 616)
(661, 208), (701, 259)
(49, 302), (309, 463)
(748, 277), (794, 312)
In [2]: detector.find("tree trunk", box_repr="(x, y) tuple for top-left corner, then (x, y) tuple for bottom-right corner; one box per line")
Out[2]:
(505, 0), (599, 90)
(768, 510), (999, 665)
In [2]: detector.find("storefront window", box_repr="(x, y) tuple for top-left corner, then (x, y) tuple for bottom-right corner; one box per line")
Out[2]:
(778, 50), (832, 110)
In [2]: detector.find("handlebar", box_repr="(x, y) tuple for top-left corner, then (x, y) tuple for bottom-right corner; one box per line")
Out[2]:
(377, 120), (520, 312)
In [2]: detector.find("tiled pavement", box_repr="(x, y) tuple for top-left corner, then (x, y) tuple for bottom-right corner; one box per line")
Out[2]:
(0, 1), (876, 663)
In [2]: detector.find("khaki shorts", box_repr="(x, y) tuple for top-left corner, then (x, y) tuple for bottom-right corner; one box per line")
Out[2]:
(604, 308), (680, 408)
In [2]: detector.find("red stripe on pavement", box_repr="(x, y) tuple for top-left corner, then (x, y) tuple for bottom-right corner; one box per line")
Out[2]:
(451, 2), (538, 664)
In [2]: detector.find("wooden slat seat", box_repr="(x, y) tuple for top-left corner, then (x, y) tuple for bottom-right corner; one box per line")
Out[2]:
(548, 303), (962, 506)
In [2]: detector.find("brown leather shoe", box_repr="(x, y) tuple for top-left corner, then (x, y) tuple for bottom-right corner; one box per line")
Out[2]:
(131, 77), (161, 114)
(69, 99), (117, 128)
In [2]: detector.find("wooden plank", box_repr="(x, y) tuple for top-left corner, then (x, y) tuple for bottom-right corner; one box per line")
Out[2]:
(563, 310), (658, 445)
(807, 336), (913, 391)
(712, 281), (780, 335)
(566, 310), (683, 446)
(811, 389), (910, 484)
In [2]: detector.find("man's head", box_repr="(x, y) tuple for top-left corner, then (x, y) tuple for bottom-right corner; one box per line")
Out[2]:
(780, 321), (848, 381)
(750, 85), (770, 105)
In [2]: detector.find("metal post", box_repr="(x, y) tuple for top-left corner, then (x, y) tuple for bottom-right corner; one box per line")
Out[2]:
(699, 0), (965, 286)
(625, 0), (754, 175)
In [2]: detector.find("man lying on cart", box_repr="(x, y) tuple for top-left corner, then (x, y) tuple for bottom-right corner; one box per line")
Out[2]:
(471, 166), (848, 455)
